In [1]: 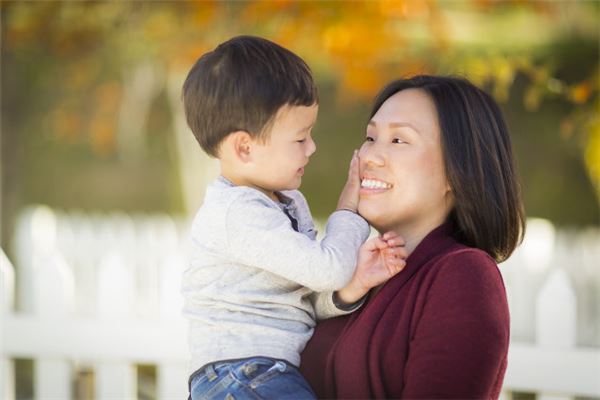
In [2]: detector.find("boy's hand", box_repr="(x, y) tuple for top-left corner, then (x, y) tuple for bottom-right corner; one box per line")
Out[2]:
(335, 231), (407, 305)
(336, 150), (360, 213)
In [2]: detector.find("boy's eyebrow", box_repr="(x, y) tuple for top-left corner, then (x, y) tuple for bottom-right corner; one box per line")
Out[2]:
(296, 122), (315, 134)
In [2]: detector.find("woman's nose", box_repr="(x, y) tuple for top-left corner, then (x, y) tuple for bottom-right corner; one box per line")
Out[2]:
(359, 143), (385, 167)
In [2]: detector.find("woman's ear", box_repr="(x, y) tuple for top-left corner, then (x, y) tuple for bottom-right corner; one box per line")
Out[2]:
(230, 131), (253, 163)
(444, 181), (455, 210)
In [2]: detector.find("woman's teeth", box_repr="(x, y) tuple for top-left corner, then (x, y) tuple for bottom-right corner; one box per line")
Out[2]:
(361, 179), (392, 189)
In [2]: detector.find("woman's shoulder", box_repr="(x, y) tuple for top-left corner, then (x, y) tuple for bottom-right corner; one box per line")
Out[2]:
(417, 243), (509, 330)
(439, 244), (498, 266)
(427, 244), (505, 288)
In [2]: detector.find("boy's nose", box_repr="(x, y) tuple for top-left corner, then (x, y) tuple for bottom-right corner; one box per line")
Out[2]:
(306, 137), (316, 157)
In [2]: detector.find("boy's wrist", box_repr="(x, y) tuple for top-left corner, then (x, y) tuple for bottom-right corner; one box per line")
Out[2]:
(335, 280), (369, 306)
(333, 290), (366, 311)
(336, 206), (358, 214)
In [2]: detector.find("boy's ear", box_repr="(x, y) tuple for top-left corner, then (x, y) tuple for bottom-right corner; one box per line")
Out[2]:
(230, 131), (253, 162)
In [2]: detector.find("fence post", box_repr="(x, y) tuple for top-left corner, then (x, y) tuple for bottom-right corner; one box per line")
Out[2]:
(97, 251), (134, 319)
(502, 218), (556, 343)
(157, 362), (189, 400)
(157, 249), (188, 399)
(536, 267), (577, 400)
(159, 252), (184, 319)
(95, 251), (136, 400)
(26, 208), (74, 400)
(96, 362), (136, 400)
(1, 248), (16, 400)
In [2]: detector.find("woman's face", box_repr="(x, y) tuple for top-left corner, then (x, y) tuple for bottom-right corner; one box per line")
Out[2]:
(358, 88), (453, 233)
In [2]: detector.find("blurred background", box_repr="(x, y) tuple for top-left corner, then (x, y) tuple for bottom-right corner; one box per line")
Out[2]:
(0, 1), (598, 400)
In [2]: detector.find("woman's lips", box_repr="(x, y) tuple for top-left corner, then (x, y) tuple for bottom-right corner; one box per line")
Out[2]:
(360, 178), (393, 195)
(360, 187), (390, 195)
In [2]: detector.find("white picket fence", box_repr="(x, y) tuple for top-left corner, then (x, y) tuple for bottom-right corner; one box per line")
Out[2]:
(1, 206), (190, 400)
(1, 205), (599, 400)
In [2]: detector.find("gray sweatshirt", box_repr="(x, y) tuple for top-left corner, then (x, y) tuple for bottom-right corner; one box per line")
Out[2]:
(182, 177), (370, 373)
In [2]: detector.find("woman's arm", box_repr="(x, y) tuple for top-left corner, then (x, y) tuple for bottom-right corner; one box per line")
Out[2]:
(402, 250), (510, 398)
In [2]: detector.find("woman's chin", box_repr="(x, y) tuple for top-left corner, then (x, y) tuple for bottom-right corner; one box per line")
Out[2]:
(358, 205), (384, 230)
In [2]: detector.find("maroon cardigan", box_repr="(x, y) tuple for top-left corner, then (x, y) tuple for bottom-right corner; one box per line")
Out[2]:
(300, 223), (510, 399)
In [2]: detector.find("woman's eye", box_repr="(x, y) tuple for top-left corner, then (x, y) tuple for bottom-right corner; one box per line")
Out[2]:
(392, 138), (405, 144)
(365, 136), (374, 142)
(297, 139), (306, 143)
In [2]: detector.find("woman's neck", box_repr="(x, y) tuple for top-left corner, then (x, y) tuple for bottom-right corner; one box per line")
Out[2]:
(395, 225), (431, 257)
(390, 215), (449, 258)
(370, 217), (447, 297)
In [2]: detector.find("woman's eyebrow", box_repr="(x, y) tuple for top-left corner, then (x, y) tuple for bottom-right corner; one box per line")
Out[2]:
(368, 120), (420, 133)
(389, 122), (420, 134)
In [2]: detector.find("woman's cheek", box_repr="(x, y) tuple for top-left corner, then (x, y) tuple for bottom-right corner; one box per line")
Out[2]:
(358, 144), (368, 165)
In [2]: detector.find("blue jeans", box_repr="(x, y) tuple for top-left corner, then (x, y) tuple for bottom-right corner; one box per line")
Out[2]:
(189, 357), (317, 400)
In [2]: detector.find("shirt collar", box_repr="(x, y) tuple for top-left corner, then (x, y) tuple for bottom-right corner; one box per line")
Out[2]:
(217, 175), (294, 208)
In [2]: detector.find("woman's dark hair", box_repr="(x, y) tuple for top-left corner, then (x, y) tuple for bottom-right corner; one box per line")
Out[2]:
(371, 75), (525, 262)
(182, 35), (318, 157)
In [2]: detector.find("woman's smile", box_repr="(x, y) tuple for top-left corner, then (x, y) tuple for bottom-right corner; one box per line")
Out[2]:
(360, 177), (394, 195)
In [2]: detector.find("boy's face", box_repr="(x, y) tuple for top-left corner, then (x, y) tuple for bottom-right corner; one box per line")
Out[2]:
(249, 103), (318, 193)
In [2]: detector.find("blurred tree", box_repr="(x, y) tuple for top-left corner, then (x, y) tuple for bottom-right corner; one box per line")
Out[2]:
(1, 0), (598, 250)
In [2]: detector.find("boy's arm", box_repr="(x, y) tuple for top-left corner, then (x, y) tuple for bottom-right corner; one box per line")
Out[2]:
(309, 290), (368, 321)
(337, 232), (406, 304)
(310, 232), (407, 320)
(225, 194), (370, 292)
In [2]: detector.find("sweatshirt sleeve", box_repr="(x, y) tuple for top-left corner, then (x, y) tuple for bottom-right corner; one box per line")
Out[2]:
(225, 193), (370, 292)
(309, 291), (366, 321)
(401, 250), (510, 398)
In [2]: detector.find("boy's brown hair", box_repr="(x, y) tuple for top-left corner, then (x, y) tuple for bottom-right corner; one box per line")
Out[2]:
(182, 35), (318, 157)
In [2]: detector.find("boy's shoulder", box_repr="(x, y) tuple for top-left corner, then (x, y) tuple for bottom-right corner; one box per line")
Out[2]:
(191, 180), (276, 240)
(200, 179), (280, 219)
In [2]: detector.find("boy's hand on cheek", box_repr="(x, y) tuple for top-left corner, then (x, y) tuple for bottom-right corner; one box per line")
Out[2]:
(336, 150), (361, 213)
(336, 231), (407, 306)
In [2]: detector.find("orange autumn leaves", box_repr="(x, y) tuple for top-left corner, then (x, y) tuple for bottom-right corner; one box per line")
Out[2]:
(2, 0), (598, 197)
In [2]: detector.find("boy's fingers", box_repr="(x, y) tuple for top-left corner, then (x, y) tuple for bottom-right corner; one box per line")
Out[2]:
(391, 258), (407, 271)
(382, 231), (398, 240)
(386, 258), (405, 276)
(386, 246), (408, 259)
(381, 232), (406, 247)
(348, 150), (360, 178)
(385, 237), (406, 247)
(395, 259), (407, 273)
(337, 150), (361, 212)
(365, 237), (387, 251)
(374, 237), (389, 250)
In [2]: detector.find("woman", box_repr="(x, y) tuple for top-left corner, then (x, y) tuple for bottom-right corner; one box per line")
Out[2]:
(300, 75), (525, 398)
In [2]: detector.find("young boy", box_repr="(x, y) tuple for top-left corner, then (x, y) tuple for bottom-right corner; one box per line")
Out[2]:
(181, 36), (406, 400)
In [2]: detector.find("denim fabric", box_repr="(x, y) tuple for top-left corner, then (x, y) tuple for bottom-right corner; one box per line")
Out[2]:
(190, 357), (316, 400)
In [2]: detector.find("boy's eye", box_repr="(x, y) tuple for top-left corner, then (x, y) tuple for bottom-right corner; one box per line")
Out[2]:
(365, 136), (374, 142)
(392, 138), (405, 144)
(296, 139), (306, 143)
